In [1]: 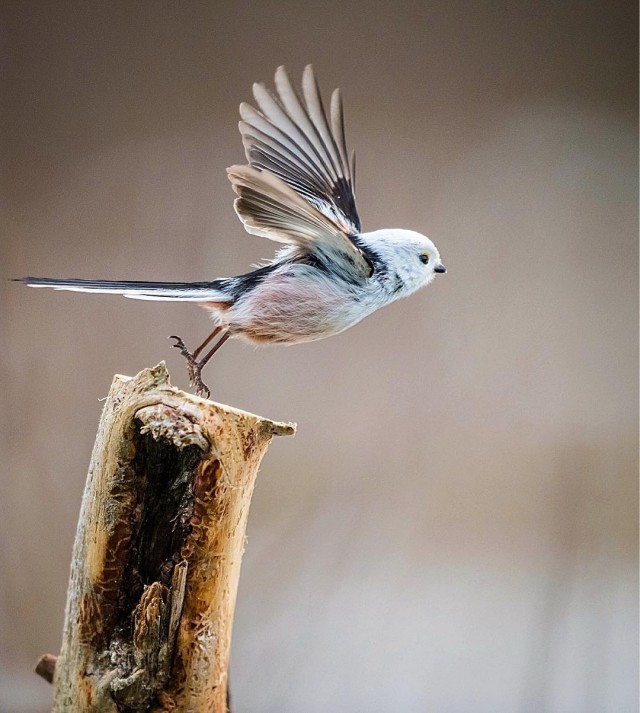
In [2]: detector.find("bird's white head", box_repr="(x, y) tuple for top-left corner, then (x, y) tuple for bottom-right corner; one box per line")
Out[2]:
(359, 228), (446, 297)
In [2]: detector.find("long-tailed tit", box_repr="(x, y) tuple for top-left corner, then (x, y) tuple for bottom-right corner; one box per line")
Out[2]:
(18, 66), (446, 396)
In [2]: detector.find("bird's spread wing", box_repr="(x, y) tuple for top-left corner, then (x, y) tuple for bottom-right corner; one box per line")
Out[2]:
(228, 65), (371, 279)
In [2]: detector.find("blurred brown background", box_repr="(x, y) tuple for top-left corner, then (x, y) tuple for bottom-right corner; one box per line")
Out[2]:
(1, 1), (637, 711)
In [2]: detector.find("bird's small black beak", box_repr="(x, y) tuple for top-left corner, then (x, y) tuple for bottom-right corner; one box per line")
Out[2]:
(434, 263), (447, 274)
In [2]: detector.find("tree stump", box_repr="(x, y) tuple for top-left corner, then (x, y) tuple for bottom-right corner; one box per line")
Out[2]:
(36, 363), (295, 712)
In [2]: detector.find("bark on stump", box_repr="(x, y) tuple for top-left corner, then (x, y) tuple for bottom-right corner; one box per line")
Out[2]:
(37, 363), (295, 712)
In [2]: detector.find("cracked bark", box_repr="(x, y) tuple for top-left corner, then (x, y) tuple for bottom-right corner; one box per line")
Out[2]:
(37, 364), (295, 712)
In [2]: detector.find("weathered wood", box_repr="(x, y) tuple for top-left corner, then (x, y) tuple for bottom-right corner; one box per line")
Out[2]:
(43, 363), (295, 712)
(35, 654), (57, 684)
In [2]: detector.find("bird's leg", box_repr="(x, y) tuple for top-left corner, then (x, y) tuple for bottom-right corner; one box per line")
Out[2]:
(188, 332), (231, 398)
(197, 332), (231, 369)
(170, 327), (230, 398)
(170, 337), (199, 387)
(170, 327), (220, 393)
(170, 327), (222, 369)
(192, 328), (223, 360)
(171, 330), (215, 378)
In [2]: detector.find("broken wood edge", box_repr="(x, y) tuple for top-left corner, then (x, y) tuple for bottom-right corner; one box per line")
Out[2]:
(114, 362), (297, 438)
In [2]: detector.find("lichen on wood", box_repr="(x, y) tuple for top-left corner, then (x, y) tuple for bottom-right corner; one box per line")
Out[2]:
(42, 363), (294, 712)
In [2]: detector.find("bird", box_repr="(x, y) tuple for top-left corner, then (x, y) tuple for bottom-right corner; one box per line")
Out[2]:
(18, 65), (446, 397)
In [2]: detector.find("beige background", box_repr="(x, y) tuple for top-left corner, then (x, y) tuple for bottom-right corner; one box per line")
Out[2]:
(1, 1), (637, 711)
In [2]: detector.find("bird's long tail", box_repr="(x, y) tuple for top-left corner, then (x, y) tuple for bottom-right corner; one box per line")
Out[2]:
(15, 277), (229, 302)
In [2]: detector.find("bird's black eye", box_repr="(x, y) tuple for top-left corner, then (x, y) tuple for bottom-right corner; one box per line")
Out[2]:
(419, 253), (430, 265)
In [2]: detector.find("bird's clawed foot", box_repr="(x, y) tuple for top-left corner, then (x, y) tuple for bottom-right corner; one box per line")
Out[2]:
(170, 335), (211, 398)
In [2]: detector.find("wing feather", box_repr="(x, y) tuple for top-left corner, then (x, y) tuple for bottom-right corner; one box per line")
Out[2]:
(228, 165), (371, 278)
(330, 88), (351, 181)
(274, 66), (338, 182)
(236, 65), (361, 236)
(239, 119), (330, 192)
(301, 66), (344, 183)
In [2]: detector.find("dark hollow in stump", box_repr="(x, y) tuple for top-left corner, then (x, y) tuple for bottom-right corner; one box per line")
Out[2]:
(38, 364), (295, 713)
